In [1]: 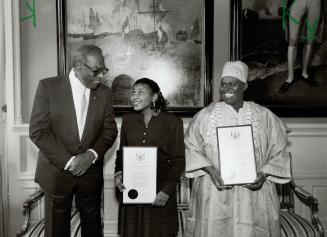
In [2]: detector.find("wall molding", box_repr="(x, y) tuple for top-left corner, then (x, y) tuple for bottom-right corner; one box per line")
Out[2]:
(7, 0), (23, 125)
(11, 121), (327, 136)
(104, 233), (119, 236)
(19, 173), (327, 183)
(293, 173), (327, 180)
(287, 123), (327, 137)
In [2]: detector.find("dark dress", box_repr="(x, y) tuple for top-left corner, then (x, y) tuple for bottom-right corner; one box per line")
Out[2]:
(115, 111), (185, 237)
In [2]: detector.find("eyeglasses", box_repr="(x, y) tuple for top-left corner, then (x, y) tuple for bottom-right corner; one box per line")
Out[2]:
(83, 63), (109, 77)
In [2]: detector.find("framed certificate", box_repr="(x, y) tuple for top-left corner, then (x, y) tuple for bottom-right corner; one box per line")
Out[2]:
(123, 147), (157, 204)
(216, 125), (257, 185)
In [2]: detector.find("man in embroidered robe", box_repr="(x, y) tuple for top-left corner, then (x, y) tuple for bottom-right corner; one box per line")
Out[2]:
(184, 61), (292, 237)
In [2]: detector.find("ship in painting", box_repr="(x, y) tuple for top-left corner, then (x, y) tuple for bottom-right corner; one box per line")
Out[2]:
(68, 7), (109, 40)
(121, 0), (171, 41)
(68, 0), (201, 44)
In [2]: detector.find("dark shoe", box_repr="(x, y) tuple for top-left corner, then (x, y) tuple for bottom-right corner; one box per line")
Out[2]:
(279, 82), (292, 94)
(302, 75), (319, 87)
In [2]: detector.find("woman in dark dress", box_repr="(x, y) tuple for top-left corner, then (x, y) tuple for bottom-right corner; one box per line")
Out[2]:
(114, 78), (185, 237)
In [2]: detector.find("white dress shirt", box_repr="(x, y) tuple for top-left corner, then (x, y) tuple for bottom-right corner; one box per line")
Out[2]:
(64, 69), (97, 170)
(70, 69), (90, 139)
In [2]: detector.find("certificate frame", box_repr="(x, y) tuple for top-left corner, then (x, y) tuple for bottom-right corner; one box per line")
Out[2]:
(122, 146), (157, 204)
(216, 124), (257, 185)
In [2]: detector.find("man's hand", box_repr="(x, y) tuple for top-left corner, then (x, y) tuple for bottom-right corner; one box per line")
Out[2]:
(68, 150), (94, 176)
(153, 191), (169, 207)
(203, 166), (232, 191)
(243, 172), (267, 191)
(114, 173), (126, 192)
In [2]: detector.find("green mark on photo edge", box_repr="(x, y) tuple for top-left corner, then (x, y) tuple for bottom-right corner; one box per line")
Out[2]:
(305, 16), (320, 42)
(282, 0), (320, 41)
(20, 0), (37, 28)
(282, 0), (299, 30)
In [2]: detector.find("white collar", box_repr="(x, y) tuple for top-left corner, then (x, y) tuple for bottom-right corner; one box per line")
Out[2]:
(222, 101), (248, 113)
(69, 68), (87, 92)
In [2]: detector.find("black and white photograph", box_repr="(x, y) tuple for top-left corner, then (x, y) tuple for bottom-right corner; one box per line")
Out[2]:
(0, 0), (326, 237)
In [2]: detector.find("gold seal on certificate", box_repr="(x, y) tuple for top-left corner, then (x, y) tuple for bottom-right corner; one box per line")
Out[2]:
(123, 147), (157, 204)
(216, 125), (257, 185)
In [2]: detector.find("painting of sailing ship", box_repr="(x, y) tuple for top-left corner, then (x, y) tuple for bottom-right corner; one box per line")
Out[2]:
(62, 0), (211, 110)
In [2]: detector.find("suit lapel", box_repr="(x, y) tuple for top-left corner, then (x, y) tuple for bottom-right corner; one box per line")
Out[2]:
(60, 76), (80, 143)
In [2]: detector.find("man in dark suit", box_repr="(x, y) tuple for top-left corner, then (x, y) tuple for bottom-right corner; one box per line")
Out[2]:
(29, 44), (118, 237)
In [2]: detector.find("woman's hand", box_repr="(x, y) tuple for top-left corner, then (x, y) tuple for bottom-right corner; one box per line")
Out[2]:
(243, 172), (267, 191)
(152, 191), (169, 207)
(114, 173), (126, 192)
(203, 166), (232, 191)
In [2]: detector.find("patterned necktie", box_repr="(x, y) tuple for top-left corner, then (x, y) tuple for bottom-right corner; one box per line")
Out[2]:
(79, 88), (88, 139)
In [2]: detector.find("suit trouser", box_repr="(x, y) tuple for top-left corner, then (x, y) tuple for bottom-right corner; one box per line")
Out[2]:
(44, 174), (103, 237)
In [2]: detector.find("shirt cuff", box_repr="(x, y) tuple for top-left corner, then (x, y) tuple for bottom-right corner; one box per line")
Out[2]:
(64, 156), (75, 170)
(114, 171), (122, 177)
(88, 149), (98, 164)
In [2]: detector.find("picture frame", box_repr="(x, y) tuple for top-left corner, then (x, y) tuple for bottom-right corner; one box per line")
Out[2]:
(230, 0), (327, 117)
(216, 124), (257, 185)
(56, 0), (213, 116)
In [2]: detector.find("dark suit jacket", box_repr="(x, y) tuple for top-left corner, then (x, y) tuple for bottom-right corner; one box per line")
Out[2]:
(30, 75), (118, 195)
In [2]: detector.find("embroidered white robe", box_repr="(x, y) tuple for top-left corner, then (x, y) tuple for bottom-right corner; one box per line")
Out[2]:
(184, 102), (291, 237)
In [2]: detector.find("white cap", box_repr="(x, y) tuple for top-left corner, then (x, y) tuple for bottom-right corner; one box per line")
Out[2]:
(221, 61), (248, 83)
